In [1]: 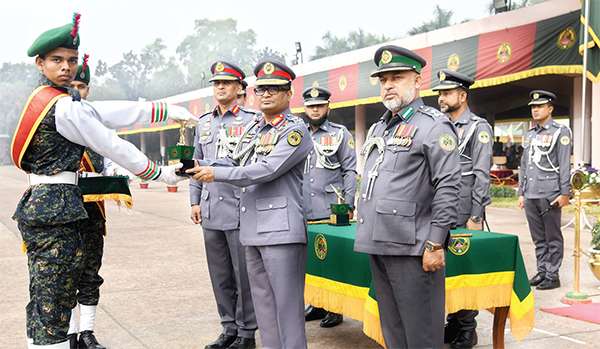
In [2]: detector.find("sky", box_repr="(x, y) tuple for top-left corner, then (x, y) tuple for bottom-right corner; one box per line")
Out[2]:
(2, 0), (491, 67)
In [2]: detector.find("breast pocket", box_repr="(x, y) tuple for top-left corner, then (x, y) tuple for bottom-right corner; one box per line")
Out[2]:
(256, 196), (290, 233)
(389, 146), (411, 171)
(537, 172), (559, 195)
(373, 199), (417, 245)
(200, 189), (210, 219)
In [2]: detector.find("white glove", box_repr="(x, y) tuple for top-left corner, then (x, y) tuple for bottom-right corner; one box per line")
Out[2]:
(168, 105), (200, 127)
(155, 163), (188, 185)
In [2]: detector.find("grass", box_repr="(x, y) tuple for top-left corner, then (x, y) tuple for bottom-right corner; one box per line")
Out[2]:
(489, 196), (600, 216)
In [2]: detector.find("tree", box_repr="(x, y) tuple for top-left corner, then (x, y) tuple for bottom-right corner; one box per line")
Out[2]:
(486, 0), (550, 14)
(310, 29), (391, 61)
(177, 19), (257, 89)
(256, 47), (285, 64)
(408, 5), (456, 35)
(0, 62), (39, 137)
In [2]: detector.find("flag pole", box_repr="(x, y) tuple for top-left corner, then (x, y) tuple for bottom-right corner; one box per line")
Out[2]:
(580, 0), (590, 168)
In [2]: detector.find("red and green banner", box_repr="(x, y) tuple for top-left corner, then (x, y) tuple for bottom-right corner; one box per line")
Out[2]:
(580, 0), (600, 83)
(118, 10), (587, 134)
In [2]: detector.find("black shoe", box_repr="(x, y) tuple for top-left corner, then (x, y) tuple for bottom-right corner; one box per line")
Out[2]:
(451, 330), (478, 349)
(78, 331), (105, 349)
(305, 305), (328, 321)
(444, 323), (460, 343)
(529, 272), (545, 286)
(205, 334), (237, 349)
(67, 334), (78, 349)
(320, 312), (343, 328)
(537, 278), (560, 290)
(228, 337), (256, 349)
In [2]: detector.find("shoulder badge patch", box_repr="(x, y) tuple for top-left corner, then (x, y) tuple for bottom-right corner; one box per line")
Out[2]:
(449, 237), (470, 256)
(287, 130), (302, 146)
(560, 135), (570, 145)
(348, 139), (355, 149)
(439, 134), (456, 151)
(478, 131), (490, 144)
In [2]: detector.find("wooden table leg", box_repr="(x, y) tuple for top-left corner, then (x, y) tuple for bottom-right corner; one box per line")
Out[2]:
(493, 306), (509, 349)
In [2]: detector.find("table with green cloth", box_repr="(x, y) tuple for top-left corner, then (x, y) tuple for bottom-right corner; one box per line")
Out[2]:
(305, 222), (534, 349)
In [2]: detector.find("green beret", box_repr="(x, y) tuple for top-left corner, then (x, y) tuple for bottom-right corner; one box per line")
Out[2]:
(74, 54), (90, 85)
(27, 13), (81, 57)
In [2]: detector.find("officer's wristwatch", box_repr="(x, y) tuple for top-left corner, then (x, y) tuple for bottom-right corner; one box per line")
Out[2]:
(470, 215), (482, 224)
(425, 240), (443, 252)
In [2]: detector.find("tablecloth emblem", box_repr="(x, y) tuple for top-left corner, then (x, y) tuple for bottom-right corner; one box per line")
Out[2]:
(315, 234), (327, 260)
(449, 237), (470, 256)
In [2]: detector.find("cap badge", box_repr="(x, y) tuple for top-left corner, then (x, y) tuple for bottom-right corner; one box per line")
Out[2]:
(215, 62), (225, 72)
(80, 72), (85, 79)
(533, 92), (540, 99)
(264, 62), (275, 75)
(439, 71), (446, 81)
(381, 50), (393, 65)
(310, 88), (319, 98)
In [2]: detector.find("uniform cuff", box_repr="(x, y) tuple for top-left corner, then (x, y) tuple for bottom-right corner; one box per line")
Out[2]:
(190, 194), (200, 206)
(517, 187), (524, 196)
(428, 225), (450, 245)
(213, 167), (228, 182)
(561, 187), (571, 196)
(470, 204), (484, 218)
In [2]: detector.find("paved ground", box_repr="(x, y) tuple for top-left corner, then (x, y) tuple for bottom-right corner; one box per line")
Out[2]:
(1, 164), (599, 348)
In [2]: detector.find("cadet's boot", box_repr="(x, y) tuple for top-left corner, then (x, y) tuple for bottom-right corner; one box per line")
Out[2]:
(78, 331), (105, 349)
(67, 334), (78, 349)
(78, 305), (105, 349)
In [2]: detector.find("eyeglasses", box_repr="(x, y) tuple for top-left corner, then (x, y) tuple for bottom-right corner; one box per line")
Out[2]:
(254, 86), (289, 96)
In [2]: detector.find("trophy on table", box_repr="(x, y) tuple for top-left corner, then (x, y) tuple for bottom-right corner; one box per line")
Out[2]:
(329, 184), (350, 226)
(168, 122), (195, 177)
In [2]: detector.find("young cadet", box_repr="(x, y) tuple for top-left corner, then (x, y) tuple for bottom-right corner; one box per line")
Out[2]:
(188, 60), (312, 349)
(518, 90), (572, 291)
(302, 86), (357, 328)
(67, 56), (107, 349)
(12, 15), (197, 348)
(189, 60), (258, 349)
(434, 69), (493, 349)
(354, 45), (461, 348)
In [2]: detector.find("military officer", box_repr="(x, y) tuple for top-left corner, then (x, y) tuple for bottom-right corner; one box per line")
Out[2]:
(67, 56), (107, 349)
(237, 80), (248, 106)
(434, 69), (493, 349)
(189, 60), (258, 349)
(13, 15), (196, 348)
(301, 86), (357, 328)
(518, 90), (571, 290)
(354, 45), (461, 348)
(187, 60), (312, 349)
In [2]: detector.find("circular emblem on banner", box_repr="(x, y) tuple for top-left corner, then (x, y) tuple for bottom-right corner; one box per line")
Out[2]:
(249, 94), (254, 106)
(560, 135), (570, 145)
(439, 134), (456, 151)
(183, 148), (191, 158)
(263, 62), (275, 75)
(497, 43), (512, 63)
(533, 92), (540, 100)
(370, 69), (379, 86)
(381, 50), (393, 64)
(439, 71), (446, 81)
(478, 131), (490, 143)
(348, 139), (355, 149)
(447, 54), (460, 71)
(193, 105), (198, 115)
(315, 234), (327, 260)
(205, 103), (210, 112)
(449, 238), (470, 256)
(339, 75), (347, 91)
(170, 148), (178, 157)
(287, 131), (302, 146)
(312, 81), (319, 87)
(215, 62), (225, 72)
(571, 171), (586, 190)
(557, 27), (576, 50)
(310, 88), (319, 98)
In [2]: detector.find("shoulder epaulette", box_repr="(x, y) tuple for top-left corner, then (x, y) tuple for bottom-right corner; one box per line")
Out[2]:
(287, 114), (304, 124)
(239, 105), (260, 115)
(420, 105), (445, 119)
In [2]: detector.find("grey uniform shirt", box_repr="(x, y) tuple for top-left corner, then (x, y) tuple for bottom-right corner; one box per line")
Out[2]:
(189, 104), (258, 230)
(354, 98), (461, 256)
(518, 117), (572, 199)
(453, 108), (493, 224)
(209, 109), (312, 247)
(303, 120), (357, 220)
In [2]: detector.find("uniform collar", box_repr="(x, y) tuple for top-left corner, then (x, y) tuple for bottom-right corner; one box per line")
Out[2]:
(454, 107), (472, 126)
(314, 119), (330, 134)
(384, 97), (422, 123)
(212, 103), (241, 118)
(534, 117), (554, 131)
(258, 108), (291, 129)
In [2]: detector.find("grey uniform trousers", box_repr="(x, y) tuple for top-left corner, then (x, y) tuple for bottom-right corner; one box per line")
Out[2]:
(524, 198), (564, 280)
(245, 244), (307, 349)
(370, 254), (445, 349)
(203, 228), (257, 338)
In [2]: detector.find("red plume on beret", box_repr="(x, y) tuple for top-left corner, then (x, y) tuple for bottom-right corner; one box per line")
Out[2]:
(70, 13), (81, 38)
(82, 53), (89, 72)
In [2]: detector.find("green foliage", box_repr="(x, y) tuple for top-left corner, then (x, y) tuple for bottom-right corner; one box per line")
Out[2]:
(408, 5), (456, 35)
(310, 29), (392, 61)
(489, 184), (517, 198)
(0, 62), (39, 136)
(486, 0), (551, 15)
(592, 221), (600, 250)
